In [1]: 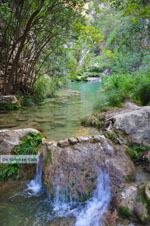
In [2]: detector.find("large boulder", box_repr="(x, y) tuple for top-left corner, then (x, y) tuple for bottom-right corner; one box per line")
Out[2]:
(43, 135), (136, 201)
(111, 106), (150, 146)
(0, 128), (40, 154)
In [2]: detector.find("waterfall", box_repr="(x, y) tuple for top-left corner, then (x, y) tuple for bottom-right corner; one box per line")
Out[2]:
(24, 157), (111, 225)
(50, 169), (111, 226)
(27, 154), (43, 195)
(74, 170), (111, 226)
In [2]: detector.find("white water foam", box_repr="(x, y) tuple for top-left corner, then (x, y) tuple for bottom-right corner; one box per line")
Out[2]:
(26, 154), (43, 196)
(74, 170), (111, 226)
(49, 169), (111, 226)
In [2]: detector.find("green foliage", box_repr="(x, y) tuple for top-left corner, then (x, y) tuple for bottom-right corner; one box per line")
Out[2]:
(91, 3), (150, 74)
(139, 186), (150, 210)
(0, 132), (42, 182)
(0, 0), (88, 95)
(13, 132), (42, 155)
(95, 72), (150, 112)
(33, 74), (68, 101)
(0, 103), (21, 111)
(128, 145), (149, 163)
(118, 206), (132, 218)
(0, 164), (20, 182)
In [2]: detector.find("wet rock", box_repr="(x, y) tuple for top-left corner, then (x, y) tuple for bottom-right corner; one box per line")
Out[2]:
(0, 95), (18, 105)
(68, 137), (78, 145)
(0, 128), (40, 154)
(43, 136), (136, 200)
(145, 182), (150, 200)
(47, 217), (75, 226)
(57, 139), (69, 147)
(134, 202), (148, 222)
(101, 210), (118, 226)
(77, 136), (92, 142)
(116, 184), (138, 213)
(93, 135), (106, 143)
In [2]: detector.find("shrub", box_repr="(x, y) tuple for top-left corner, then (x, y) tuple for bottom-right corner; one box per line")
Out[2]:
(0, 132), (42, 182)
(95, 72), (150, 112)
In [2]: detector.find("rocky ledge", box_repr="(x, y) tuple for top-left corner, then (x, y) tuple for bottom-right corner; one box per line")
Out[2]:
(82, 102), (150, 147)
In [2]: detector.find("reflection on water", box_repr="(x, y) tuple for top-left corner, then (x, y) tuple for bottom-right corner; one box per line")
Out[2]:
(0, 82), (101, 140)
(0, 82), (102, 226)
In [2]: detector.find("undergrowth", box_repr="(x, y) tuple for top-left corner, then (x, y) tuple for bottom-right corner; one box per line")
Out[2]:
(0, 132), (42, 182)
(94, 72), (150, 112)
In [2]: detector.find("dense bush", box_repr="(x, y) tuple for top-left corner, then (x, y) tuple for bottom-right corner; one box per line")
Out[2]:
(95, 72), (150, 111)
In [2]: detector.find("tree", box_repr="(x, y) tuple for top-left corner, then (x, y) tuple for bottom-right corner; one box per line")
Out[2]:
(98, 0), (150, 18)
(0, 0), (87, 95)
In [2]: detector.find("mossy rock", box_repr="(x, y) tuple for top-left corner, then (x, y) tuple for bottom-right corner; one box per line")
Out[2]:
(118, 206), (132, 218)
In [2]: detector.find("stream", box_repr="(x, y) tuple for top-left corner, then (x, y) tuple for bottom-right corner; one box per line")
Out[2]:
(0, 82), (101, 140)
(0, 81), (110, 226)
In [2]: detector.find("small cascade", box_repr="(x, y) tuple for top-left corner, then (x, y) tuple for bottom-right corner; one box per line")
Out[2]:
(74, 170), (111, 226)
(49, 169), (111, 225)
(27, 154), (43, 195)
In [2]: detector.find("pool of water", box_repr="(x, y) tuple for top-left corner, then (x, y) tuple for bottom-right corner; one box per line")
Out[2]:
(0, 82), (101, 140)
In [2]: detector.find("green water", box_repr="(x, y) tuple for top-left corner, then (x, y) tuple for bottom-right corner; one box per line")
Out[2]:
(0, 82), (101, 226)
(0, 82), (101, 140)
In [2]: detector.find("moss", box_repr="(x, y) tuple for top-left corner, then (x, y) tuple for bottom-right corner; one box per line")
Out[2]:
(44, 149), (52, 166)
(139, 186), (150, 211)
(77, 191), (92, 202)
(118, 206), (132, 218)
(104, 131), (118, 142)
(0, 103), (21, 111)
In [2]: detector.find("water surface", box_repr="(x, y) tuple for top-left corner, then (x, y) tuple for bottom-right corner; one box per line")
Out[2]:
(0, 82), (101, 140)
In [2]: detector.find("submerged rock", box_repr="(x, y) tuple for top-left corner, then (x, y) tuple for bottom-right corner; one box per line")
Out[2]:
(0, 128), (40, 154)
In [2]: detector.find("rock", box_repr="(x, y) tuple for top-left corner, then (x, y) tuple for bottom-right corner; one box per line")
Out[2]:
(145, 182), (150, 200)
(0, 95), (18, 105)
(86, 77), (101, 82)
(112, 106), (150, 146)
(57, 139), (69, 147)
(47, 217), (75, 226)
(93, 135), (106, 143)
(77, 136), (92, 142)
(43, 135), (136, 201)
(68, 137), (78, 145)
(101, 210), (118, 226)
(134, 202), (148, 222)
(116, 184), (138, 213)
(0, 128), (40, 154)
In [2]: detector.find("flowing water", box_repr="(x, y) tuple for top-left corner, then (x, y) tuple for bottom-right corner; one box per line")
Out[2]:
(0, 157), (111, 226)
(0, 81), (112, 226)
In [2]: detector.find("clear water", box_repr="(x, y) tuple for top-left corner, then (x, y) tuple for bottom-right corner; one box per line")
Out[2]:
(0, 166), (111, 226)
(0, 82), (101, 140)
(0, 81), (112, 226)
